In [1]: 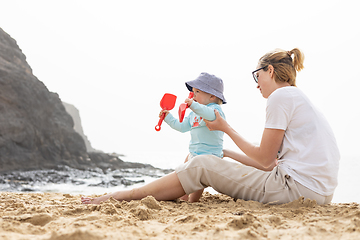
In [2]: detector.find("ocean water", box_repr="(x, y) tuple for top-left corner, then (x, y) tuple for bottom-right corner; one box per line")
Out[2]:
(1, 151), (358, 204)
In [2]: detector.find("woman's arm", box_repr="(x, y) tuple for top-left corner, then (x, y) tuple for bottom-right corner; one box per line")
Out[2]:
(223, 149), (277, 171)
(205, 110), (283, 168)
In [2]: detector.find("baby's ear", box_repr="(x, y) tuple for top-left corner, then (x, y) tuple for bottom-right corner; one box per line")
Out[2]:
(210, 95), (218, 102)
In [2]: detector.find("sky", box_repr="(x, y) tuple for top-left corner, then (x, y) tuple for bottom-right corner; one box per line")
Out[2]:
(1, 0), (359, 166)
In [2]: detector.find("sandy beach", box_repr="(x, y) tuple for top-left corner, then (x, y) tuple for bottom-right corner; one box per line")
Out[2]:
(0, 191), (359, 239)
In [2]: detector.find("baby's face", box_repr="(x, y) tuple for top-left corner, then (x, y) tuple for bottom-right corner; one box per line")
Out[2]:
(192, 88), (214, 105)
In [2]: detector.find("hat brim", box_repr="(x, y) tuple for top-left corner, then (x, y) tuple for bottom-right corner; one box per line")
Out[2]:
(185, 81), (226, 104)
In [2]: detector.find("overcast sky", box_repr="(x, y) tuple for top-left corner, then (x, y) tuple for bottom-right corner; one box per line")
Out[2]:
(1, 0), (359, 165)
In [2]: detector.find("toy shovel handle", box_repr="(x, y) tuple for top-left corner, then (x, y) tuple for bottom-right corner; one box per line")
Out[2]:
(185, 91), (194, 109)
(155, 112), (166, 131)
(188, 92), (194, 99)
(179, 92), (195, 123)
(184, 91), (194, 109)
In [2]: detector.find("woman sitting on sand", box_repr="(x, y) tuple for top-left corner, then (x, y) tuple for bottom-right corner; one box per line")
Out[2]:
(82, 48), (340, 205)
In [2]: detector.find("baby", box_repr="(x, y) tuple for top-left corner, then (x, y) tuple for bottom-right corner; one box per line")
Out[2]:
(160, 72), (226, 202)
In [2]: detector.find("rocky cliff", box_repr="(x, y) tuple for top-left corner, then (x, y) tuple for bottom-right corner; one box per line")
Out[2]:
(0, 27), (152, 173)
(62, 102), (96, 152)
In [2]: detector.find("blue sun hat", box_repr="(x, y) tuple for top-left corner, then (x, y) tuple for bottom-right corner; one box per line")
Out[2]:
(185, 72), (226, 104)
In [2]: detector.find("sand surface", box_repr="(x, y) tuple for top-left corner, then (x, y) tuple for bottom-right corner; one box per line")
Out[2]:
(0, 191), (359, 239)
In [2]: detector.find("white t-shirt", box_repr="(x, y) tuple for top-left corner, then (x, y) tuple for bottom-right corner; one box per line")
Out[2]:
(265, 87), (340, 196)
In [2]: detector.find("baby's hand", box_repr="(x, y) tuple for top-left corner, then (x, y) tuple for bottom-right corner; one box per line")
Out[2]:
(185, 98), (193, 107)
(159, 110), (169, 118)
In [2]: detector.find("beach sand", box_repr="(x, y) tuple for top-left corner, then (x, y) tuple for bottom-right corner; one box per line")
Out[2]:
(0, 192), (359, 239)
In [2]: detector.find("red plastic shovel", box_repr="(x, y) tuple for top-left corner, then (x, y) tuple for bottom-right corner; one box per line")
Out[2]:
(178, 92), (194, 122)
(155, 93), (177, 131)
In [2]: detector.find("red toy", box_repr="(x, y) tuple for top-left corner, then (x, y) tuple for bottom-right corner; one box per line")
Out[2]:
(155, 93), (177, 131)
(178, 92), (194, 122)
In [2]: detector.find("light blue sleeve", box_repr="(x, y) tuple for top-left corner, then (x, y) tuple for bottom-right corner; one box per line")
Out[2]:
(164, 112), (192, 133)
(190, 102), (224, 121)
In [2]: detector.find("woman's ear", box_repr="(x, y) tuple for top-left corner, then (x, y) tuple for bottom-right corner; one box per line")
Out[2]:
(268, 65), (274, 78)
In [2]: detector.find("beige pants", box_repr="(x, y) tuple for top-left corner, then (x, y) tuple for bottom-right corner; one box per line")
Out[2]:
(175, 154), (333, 205)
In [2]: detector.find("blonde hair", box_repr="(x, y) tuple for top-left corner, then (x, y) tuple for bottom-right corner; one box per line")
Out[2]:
(258, 48), (304, 86)
(214, 97), (223, 105)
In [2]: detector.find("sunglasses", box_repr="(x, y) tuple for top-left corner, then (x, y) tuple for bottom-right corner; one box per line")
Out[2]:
(252, 66), (267, 83)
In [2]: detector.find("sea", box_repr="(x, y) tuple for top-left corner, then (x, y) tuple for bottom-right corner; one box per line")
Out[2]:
(1, 151), (359, 204)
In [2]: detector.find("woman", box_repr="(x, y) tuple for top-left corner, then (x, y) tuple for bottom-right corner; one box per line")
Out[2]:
(82, 48), (340, 205)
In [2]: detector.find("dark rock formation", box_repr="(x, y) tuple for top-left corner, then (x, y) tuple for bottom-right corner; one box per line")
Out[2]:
(62, 102), (96, 152)
(0, 27), (156, 173)
(0, 27), (85, 172)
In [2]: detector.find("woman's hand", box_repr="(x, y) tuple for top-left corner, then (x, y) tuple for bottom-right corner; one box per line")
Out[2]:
(204, 109), (229, 132)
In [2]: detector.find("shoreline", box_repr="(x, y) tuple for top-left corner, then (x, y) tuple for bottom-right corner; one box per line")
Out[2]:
(1, 192), (360, 239)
